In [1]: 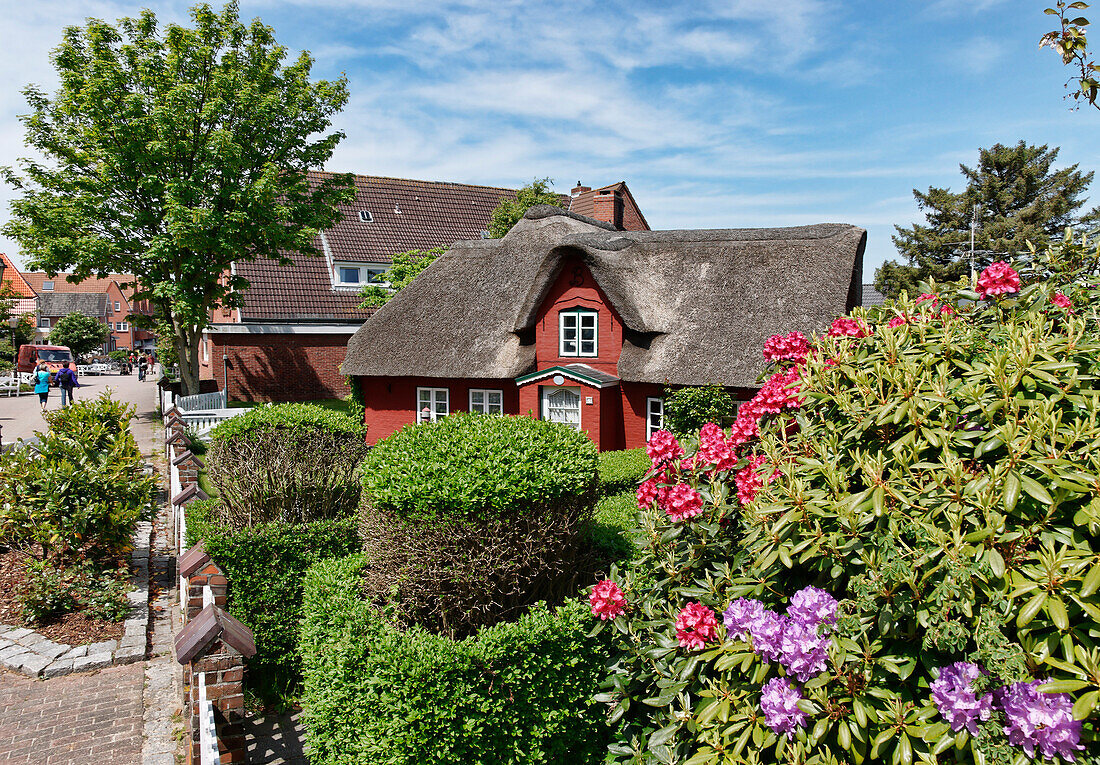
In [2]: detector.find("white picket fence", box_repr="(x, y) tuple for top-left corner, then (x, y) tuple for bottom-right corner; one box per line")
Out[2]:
(177, 390), (228, 412)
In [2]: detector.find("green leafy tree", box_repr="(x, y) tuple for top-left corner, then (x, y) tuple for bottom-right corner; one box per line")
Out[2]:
(358, 247), (445, 308)
(488, 178), (565, 238)
(48, 312), (110, 357)
(1043, 1), (1100, 110)
(663, 384), (735, 436)
(2, 2), (355, 395)
(876, 142), (1100, 298)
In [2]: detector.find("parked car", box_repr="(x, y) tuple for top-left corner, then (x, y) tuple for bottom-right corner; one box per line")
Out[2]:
(16, 344), (73, 376)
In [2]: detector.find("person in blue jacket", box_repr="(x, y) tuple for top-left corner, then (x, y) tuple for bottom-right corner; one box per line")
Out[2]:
(33, 362), (51, 411)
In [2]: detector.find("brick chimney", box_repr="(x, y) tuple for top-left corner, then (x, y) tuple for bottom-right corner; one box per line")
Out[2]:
(570, 181), (591, 197)
(592, 188), (624, 229)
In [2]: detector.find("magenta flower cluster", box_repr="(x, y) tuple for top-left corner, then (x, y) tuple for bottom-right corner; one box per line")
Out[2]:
(931, 663), (1084, 762)
(760, 677), (808, 740)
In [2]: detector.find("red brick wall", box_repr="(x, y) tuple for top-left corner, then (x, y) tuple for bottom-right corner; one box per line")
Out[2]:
(533, 257), (623, 377)
(201, 332), (354, 403)
(621, 382), (665, 450)
(360, 376), (520, 444)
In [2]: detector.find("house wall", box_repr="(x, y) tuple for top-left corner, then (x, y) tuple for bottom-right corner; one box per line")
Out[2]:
(106, 282), (132, 350)
(533, 257), (623, 377)
(359, 375), (520, 445)
(201, 332), (353, 403)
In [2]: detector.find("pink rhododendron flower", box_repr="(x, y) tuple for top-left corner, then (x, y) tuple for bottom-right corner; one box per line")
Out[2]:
(697, 423), (737, 472)
(589, 579), (627, 620)
(728, 414), (759, 448)
(735, 453), (769, 504)
(976, 261), (1020, 298)
(675, 602), (720, 649)
(916, 292), (939, 304)
(636, 476), (661, 509)
(887, 315), (907, 328)
(1050, 292), (1073, 311)
(661, 482), (704, 522)
(763, 331), (811, 364)
(828, 317), (871, 338)
(646, 429), (684, 466)
(748, 368), (804, 416)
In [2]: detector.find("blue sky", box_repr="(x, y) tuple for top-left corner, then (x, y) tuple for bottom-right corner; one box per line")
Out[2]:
(0, 0), (1096, 279)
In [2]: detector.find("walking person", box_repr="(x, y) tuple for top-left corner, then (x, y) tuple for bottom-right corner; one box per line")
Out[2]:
(33, 362), (51, 412)
(57, 362), (81, 407)
(137, 355), (146, 382)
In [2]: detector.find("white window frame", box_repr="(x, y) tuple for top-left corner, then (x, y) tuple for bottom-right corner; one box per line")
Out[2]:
(334, 261), (390, 288)
(202, 337), (209, 363)
(114, 301), (121, 312)
(646, 397), (665, 441)
(417, 387), (449, 422)
(559, 309), (598, 357)
(469, 389), (504, 414)
(38, 317), (51, 329)
(41, 281), (53, 291)
(119, 321), (128, 332)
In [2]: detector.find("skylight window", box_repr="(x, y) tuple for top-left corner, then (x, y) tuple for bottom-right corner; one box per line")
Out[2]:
(358, 210), (373, 223)
(42, 281), (54, 291)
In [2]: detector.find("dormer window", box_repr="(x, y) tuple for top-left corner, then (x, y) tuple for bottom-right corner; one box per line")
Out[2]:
(559, 308), (597, 357)
(334, 262), (389, 288)
(358, 210), (373, 223)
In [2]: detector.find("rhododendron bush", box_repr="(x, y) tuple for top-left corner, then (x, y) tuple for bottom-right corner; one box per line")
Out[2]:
(593, 235), (1100, 764)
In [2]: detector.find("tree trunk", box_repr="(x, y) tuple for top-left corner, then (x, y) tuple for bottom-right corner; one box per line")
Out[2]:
(174, 319), (203, 398)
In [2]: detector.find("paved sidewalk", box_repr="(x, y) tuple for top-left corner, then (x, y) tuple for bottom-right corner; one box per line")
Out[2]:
(0, 664), (144, 764)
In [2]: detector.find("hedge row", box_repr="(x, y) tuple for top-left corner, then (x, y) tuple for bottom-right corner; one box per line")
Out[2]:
(300, 555), (613, 764)
(184, 499), (360, 700)
(209, 402), (365, 443)
(597, 448), (649, 496)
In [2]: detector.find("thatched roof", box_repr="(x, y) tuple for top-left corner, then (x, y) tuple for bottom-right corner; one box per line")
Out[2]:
(344, 206), (865, 388)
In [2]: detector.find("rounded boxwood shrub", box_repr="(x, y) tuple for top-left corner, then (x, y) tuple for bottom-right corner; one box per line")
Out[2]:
(300, 554), (613, 764)
(359, 413), (598, 636)
(663, 383), (736, 436)
(207, 403), (368, 526)
(596, 239), (1100, 764)
(599, 448), (651, 496)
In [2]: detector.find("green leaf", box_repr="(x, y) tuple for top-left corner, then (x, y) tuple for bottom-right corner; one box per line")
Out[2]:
(1004, 471), (1020, 512)
(1080, 564), (1100, 597)
(1018, 474), (1054, 505)
(1018, 592), (1048, 628)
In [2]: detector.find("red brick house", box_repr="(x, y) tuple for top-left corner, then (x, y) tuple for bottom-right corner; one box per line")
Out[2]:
(343, 206), (866, 451)
(199, 175), (648, 402)
(17, 271), (155, 353)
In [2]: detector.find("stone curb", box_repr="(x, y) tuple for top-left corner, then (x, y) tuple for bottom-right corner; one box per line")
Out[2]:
(0, 519), (152, 678)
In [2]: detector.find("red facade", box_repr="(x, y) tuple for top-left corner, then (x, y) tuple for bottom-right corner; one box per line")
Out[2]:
(358, 257), (668, 451)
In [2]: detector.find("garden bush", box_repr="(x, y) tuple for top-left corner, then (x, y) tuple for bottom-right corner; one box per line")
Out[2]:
(184, 498), (360, 701)
(595, 237), (1100, 764)
(599, 448), (650, 496)
(18, 559), (130, 624)
(358, 413), (598, 636)
(590, 490), (640, 563)
(300, 554), (613, 764)
(206, 403), (368, 527)
(663, 384), (736, 436)
(0, 394), (155, 563)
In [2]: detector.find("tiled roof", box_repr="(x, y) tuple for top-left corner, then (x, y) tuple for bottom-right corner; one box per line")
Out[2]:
(236, 173), (524, 322)
(38, 292), (108, 317)
(862, 284), (887, 307)
(1, 254), (36, 298)
(22, 272), (136, 299)
(568, 182), (651, 231)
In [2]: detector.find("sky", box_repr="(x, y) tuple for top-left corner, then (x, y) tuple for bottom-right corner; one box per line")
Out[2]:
(0, 0), (1096, 280)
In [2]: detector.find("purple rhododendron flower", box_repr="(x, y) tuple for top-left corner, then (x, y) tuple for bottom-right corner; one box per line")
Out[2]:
(760, 677), (808, 739)
(723, 598), (767, 642)
(778, 619), (830, 682)
(999, 680), (1084, 762)
(930, 662), (994, 735)
(786, 586), (838, 630)
(752, 611), (787, 663)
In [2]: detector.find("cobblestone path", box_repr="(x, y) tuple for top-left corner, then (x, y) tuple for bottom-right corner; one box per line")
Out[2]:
(0, 663), (145, 764)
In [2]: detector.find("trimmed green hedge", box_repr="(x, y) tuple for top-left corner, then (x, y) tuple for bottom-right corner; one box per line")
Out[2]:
(590, 490), (638, 562)
(360, 413), (597, 523)
(597, 448), (648, 496)
(184, 500), (360, 700)
(209, 402), (365, 443)
(300, 555), (612, 764)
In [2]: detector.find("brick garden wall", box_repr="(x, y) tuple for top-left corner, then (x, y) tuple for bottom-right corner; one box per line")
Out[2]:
(200, 332), (355, 403)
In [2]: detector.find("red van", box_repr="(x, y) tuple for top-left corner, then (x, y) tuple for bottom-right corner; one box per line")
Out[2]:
(17, 345), (73, 375)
